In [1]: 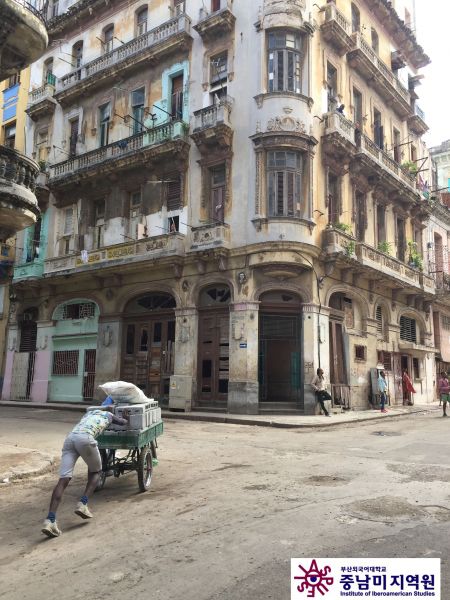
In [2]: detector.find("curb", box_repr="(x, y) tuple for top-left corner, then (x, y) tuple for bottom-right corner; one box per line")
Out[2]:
(0, 453), (55, 484)
(0, 400), (437, 429)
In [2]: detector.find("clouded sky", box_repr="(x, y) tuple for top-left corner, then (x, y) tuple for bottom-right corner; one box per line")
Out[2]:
(415, 0), (450, 148)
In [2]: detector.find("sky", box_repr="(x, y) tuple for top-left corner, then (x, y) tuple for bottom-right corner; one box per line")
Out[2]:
(414, 0), (450, 148)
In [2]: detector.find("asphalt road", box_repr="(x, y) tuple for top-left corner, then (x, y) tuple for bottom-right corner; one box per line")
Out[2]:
(0, 407), (449, 600)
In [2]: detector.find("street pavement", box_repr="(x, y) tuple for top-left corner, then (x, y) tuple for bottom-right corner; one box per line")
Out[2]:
(0, 406), (449, 599)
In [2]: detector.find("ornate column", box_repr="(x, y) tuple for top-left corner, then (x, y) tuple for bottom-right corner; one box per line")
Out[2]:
(228, 301), (260, 414)
(93, 316), (122, 401)
(302, 303), (331, 415)
(31, 320), (54, 402)
(169, 307), (199, 411)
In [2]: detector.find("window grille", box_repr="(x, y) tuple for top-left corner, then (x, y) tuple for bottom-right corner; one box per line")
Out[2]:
(400, 316), (417, 343)
(442, 315), (450, 331)
(61, 302), (95, 320)
(52, 350), (79, 376)
(354, 345), (366, 361)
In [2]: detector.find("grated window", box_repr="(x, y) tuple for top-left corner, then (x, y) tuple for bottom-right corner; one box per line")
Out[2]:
(61, 302), (95, 320)
(442, 315), (450, 331)
(354, 345), (366, 361)
(376, 305), (383, 335)
(52, 350), (79, 376)
(400, 316), (417, 343)
(377, 351), (392, 371)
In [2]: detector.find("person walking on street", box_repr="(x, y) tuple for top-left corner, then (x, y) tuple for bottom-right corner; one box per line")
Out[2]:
(311, 368), (332, 417)
(402, 368), (416, 405)
(378, 370), (388, 413)
(41, 405), (129, 538)
(438, 371), (450, 417)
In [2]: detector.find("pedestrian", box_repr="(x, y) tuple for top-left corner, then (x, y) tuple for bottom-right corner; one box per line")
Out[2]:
(41, 405), (129, 538)
(378, 370), (388, 413)
(402, 368), (415, 406)
(311, 368), (332, 417)
(438, 371), (450, 417)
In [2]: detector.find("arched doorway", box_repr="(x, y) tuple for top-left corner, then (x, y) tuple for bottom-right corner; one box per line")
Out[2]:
(196, 285), (231, 409)
(258, 291), (303, 409)
(121, 293), (176, 402)
(10, 307), (38, 400)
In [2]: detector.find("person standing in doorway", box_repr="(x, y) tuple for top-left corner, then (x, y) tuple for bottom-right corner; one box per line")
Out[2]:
(311, 368), (332, 417)
(378, 370), (388, 413)
(402, 368), (416, 406)
(438, 371), (450, 417)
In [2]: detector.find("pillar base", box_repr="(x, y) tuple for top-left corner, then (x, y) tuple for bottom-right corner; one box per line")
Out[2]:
(228, 381), (259, 414)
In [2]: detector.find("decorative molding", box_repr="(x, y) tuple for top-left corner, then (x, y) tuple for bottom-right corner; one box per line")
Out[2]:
(267, 116), (306, 134)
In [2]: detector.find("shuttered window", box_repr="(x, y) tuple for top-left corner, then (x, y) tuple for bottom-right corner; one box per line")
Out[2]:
(400, 316), (417, 343)
(354, 345), (366, 361)
(267, 31), (303, 93)
(376, 305), (383, 335)
(267, 151), (302, 217)
(377, 351), (392, 371)
(167, 178), (182, 211)
(210, 165), (226, 223)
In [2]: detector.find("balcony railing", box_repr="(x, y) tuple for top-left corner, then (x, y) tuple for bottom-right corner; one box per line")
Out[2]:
(12, 0), (49, 25)
(193, 98), (233, 131)
(320, 4), (353, 55)
(28, 81), (55, 106)
(190, 223), (230, 251)
(414, 104), (425, 120)
(323, 112), (356, 146)
(358, 134), (417, 190)
(57, 14), (191, 92)
(44, 233), (185, 275)
(49, 121), (187, 181)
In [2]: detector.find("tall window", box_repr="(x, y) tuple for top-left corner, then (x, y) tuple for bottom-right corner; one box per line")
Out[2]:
(376, 204), (385, 245)
(393, 128), (401, 162)
(64, 208), (74, 236)
(8, 73), (20, 87)
(326, 62), (338, 112)
(210, 52), (228, 101)
(267, 151), (302, 218)
(267, 31), (303, 94)
(72, 41), (83, 68)
(167, 177), (182, 211)
(104, 25), (114, 54)
(36, 129), (48, 163)
(99, 103), (110, 147)
(355, 191), (365, 241)
(94, 200), (105, 249)
(373, 108), (383, 149)
(171, 75), (184, 120)
(396, 217), (406, 262)
(50, 0), (59, 18)
(129, 190), (142, 239)
(211, 0), (221, 11)
(137, 7), (148, 36)
(351, 3), (360, 33)
(400, 316), (417, 343)
(3, 123), (16, 149)
(353, 87), (363, 126)
(43, 58), (54, 85)
(210, 164), (226, 223)
(327, 172), (340, 223)
(69, 118), (79, 157)
(371, 28), (379, 54)
(131, 88), (145, 134)
(376, 305), (383, 337)
(174, 0), (185, 16)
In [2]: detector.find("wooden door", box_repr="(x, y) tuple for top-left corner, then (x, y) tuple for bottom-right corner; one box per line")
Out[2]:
(329, 320), (347, 384)
(197, 311), (229, 408)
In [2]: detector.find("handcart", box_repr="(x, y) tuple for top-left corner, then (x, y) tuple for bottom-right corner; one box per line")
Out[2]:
(95, 421), (163, 492)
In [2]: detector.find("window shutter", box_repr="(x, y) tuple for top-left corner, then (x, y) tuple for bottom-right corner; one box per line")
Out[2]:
(286, 172), (294, 216)
(376, 305), (383, 335)
(167, 178), (182, 211)
(400, 316), (417, 343)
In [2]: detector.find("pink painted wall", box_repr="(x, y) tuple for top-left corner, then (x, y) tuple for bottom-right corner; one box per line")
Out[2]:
(30, 350), (51, 403)
(1, 351), (14, 400)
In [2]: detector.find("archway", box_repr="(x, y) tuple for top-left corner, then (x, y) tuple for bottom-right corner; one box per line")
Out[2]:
(121, 292), (176, 402)
(196, 284), (231, 409)
(10, 307), (38, 400)
(258, 291), (303, 408)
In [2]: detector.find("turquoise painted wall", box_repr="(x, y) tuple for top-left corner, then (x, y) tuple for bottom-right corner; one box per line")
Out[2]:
(148, 60), (190, 127)
(13, 210), (49, 281)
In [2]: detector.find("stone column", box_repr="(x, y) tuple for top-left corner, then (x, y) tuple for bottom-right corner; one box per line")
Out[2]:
(169, 307), (198, 411)
(93, 317), (122, 401)
(1, 325), (18, 400)
(228, 302), (260, 414)
(31, 320), (54, 402)
(302, 303), (331, 415)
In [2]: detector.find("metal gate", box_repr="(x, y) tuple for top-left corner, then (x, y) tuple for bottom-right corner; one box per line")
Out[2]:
(10, 352), (36, 401)
(82, 349), (96, 402)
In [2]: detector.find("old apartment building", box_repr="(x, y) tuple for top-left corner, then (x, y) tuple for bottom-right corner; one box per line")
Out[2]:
(1, 0), (438, 413)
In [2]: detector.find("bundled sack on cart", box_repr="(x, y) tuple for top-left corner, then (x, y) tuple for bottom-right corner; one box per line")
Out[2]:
(99, 381), (149, 405)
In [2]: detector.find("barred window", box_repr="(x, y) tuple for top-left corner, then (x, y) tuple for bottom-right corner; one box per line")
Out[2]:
(442, 315), (450, 331)
(267, 31), (304, 94)
(62, 302), (96, 320)
(52, 350), (79, 376)
(377, 351), (392, 371)
(354, 345), (366, 361)
(267, 151), (302, 217)
(400, 316), (417, 343)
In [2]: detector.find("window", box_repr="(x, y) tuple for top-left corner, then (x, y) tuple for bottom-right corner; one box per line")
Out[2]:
(131, 88), (145, 135)
(94, 199), (105, 249)
(412, 357), (420, 379)
(267, 31), (304, 94)
(371, 28), (379, 54)
(64, 208), (74, 235)
(8, 73), (20, 87)
(327, 172), (340, 223)
(171, 75), (184, 120)
(61, 302), (95, 319)
(36, 129), (48, 163)
(174, 0), (185, 16)
(43, 58), (54, 85)
(353, 87), (363, 127)
(4, 123), (16, 149)
(52, 350), (79, 376)
(373, 109), (383, 149)
(376, 305), (383, 336)
(129, 190), (142, 239)
(355, 191), (365, 242)
(400, 316), (417, 343)
(411, 144), (417, 163)
(167, 177), (182, 211)
(442, 315), (450, 331)
(396, 217), (406, 262)
(377, 351), (392, 371)
(267, 151), (302, 218)
(210, 52), (228, 102)
(351, 3), (360, 33)
(354, 345), (366, 361)
(69, 118), (79, 157)
(104, 25), (114, 54)
(210, 164), (226, 222)
(72, 41), (83, 68)
(413, 226), (423, 258)
(50, 0), (59, 18)
(211, 0), (221, 11)
(393, 128), (401, 163)
(168, 215), (179, 232)
(136, 7), (148, 36)
(326, 62), (337, 112)
(376, 204), (385, 245)
(99, 103), (110, 147)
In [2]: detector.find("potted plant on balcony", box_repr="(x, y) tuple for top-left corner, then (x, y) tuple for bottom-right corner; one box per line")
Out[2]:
(332, 222), (353, 234)
(377, 241), (392, 255)
(401, 160), (418, 177)
(38, 160), (48, 173)
(407, 240), (423, 271)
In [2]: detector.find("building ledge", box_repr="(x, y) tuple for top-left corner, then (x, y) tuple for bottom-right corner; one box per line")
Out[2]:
(193, 5), (235, 40)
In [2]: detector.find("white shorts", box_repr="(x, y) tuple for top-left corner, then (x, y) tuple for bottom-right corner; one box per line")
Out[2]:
(59, 432), (102, 478)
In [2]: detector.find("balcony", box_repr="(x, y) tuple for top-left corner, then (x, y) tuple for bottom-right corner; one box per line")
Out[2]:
(26, 78), (56, 121)
(435, 274), (450, 306)
(347, 33), (411, 119)
(48, 121), (190, 190)
(190, 223), (230, 252)
(54, 14), (192, 106)
(0, 0), (48, 79)
(320, 3), (354, 55)
(191, 98), (233, 154)
(321, 112), (357, 164)
(44, 233), (186, 276)
(13, 241), (44, 281)
(0, 145), (40, 241)
(193, 1), (235, 40)
(408, 104), (428, 136)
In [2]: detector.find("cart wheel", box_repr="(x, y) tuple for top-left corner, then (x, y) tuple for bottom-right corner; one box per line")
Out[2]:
(137, 446), (153, 492)
(150, 440), (157, 460)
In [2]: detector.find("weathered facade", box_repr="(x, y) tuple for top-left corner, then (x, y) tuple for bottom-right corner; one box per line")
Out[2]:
(2, 0), (438, 413)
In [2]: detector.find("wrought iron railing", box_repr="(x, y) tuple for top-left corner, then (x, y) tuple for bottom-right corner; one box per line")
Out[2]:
(12, 0), (48, 25)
